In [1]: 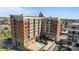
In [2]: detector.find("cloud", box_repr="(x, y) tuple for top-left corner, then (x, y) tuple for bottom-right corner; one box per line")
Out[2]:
(0, 7), (30, 16)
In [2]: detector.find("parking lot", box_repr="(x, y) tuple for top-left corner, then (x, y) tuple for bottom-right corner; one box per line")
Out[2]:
(0, 38), (13, 51)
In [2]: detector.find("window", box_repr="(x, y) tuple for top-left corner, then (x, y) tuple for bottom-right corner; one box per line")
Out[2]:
(24, 19), (27, 20)
(76, 43), (79, 47)
(25, 27), (27, 28)
(69, 39), (71, 40)
(18, 42), (20, 46)
(73, 39), (77, 42)
(69, 35), (71, 37)
(25, 30), (27, 32)
(25, 23), (27, 25)
(14, 22), (16, 25)
(28, 36), (30, 38)
(78, 32), (79, 34)
(28, 26), (29, 28)
(31, 38), (33, 40)
(30, 23), (33, 24)
(28, 22), (29, 25)
(28, 39), (30, 41)
(72, 31), (75, 34)
(28, 19), (29, 20)
(75, 36), (77, 38)
(68, 31), (71, 33)
(72, 27), (77, 29)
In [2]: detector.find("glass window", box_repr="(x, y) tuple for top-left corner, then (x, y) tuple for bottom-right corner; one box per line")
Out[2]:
(72, 31), (75, 34)
(25, 27), (27, 28)
(14, 22), (16, 25)
(68, 31), (71, 33)
(31, 38), (33, 40)
(69, 35), (71, 37)
(75, 36), (77, 38)
(18, 42), (20, 46)
(72, 27), (76, 29)
(28, 36), (30, 38)
(78, 32), (79, 34)
(25, 30), (27, 32)
(25, 23), (27, 25)
(69, 39), (71, 40)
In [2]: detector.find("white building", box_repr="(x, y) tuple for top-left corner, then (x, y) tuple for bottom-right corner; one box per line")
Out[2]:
(68, 23), (79, 50)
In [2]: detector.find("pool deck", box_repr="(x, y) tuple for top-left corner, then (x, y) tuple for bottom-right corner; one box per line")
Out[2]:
(40, 41), (56, 51)
(26, 41), (56, 51)
(26, 42), (45, 51)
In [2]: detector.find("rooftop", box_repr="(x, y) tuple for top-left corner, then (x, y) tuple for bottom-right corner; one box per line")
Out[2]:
(70, 23), (79, 26)
(68, 28), (79, 32)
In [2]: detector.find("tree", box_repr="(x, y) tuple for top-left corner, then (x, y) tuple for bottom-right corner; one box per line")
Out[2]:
(4, 32), (7, 37)
(66, 47), (72, 51)
(55, 39), (65, 51)
(4, 27), (8, 30)
(1, 20), (5, 24)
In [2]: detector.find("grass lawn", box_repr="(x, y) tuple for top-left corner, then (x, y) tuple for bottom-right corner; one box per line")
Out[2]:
(0, 29), (12, 39)
(0, 34), (4, 39)
(0, 33), (12, 39)
(0, 48), (11, 51)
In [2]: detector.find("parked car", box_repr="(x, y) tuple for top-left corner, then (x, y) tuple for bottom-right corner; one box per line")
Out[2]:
(75, 43), (79, 47)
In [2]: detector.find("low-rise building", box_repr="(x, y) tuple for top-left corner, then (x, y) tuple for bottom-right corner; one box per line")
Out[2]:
(68, 23), (79, 50)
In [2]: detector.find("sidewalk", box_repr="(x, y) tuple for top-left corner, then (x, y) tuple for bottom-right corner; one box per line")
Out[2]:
(40, 41), (56, 51)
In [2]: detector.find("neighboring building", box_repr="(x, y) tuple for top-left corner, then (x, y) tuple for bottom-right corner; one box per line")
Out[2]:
(10, 13), (61, 50)
(68, 23), (79, 50)
(39, 12), (44, 17)
(60, 20), (68, 35)
(41, 17), (61, 40)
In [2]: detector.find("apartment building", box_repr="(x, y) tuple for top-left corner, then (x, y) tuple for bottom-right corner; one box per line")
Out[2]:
(10, 14), (43, 50)
(68, 23), (79, 43)
(41, 17), (61, 40)
(10, 13), (61, 50)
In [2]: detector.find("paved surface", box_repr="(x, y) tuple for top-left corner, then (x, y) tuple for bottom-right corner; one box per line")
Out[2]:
(52, 45), (58, 51)
(0, 38), (13, 50)
(0, 39), (4, 48)
(72, 45), (79, 51)
(40, 41), (54, 51)
(47, 43), (57, 51)
(27, 42), (45, 51)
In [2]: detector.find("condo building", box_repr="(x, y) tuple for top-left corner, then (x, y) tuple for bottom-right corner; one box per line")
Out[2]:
(10, 14), (43, 50)
(41, 17), (61, 40)
(10, 13), (61, 50)
(68, 23), (79, 43)
(67, 23), (79, 50)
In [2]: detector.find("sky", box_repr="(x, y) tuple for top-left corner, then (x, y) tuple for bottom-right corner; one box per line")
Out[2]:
(0, 7), (79, 19)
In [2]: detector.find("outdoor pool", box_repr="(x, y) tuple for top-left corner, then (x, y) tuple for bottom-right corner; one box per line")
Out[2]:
(36, 42), (45, 48)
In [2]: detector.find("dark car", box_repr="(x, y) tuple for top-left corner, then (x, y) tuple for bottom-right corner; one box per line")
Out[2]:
(3, 38), (13, 49)
(4, 38), (12, 44)
(75, 43), (79, 47)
